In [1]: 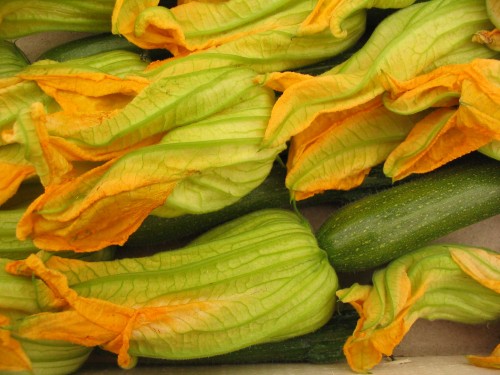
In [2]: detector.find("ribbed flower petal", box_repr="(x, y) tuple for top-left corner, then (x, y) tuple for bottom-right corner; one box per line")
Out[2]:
(15, 67), (284, 251)
(383, 59), (500, 180)
(337, 244), (500, 373)
(285, 97), (423, 200)
(0, 314), (32, 372)
(299, 0), (416, 37)
(7, 210), (337, 368)
(262, 0), (494, 149)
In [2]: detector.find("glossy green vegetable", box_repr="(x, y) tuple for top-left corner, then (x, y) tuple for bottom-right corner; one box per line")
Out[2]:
(316, 153), (500, 272)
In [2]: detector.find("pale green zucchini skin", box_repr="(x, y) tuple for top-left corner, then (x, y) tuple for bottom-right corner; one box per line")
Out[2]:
(316, 153), (500, 273)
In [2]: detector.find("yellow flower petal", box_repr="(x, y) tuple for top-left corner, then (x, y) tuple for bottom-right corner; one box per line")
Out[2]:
(0, 314), (32, 372)
(450, 247), (500, 293)
(337, 245), (500, 373)
(18, 71), (149, 113)
(383, 59), (500, 180)
(16, 157), (180, 252)
(299, 0), (416, 37)
(285, 97), (421, 200)
(468, 343), (500, 370)
(0, 162), (35, 206)
(11, 103), (73, 186)
(473, 29), (500, 51)
(7, 254), (143, 368)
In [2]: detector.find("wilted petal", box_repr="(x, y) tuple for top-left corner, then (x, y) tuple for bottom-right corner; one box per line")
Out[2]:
(0, 314), (32, 372)
(467, 343), (500, 370)
(8, 210), (337, 367)
(337, 244), (500, 373)
(299, 0), (416, 37)
(9, 103), (72, 186)
(285, 97), (422, 200)
(0, 143), (36, 206)
(450, 247), (500, 293)
(383, 59), (500, 180)
(263, 0), (493, 149)
(113, 0), (307, 54)
(16, 67), (283, 251)
(473, 29), (500, 51)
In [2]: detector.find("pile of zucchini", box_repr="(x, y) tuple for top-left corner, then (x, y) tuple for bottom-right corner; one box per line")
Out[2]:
(0, 0), (499, 374)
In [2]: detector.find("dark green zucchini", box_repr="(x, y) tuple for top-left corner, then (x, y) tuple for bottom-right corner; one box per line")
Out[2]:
(123, 162), (394, 252)
(316, 153), (500, 273)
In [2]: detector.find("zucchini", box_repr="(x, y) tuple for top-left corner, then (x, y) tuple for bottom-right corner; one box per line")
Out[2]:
(123, 162), (394, 251)
(37, 33), (172, 63)
(316, 153), (500, 273)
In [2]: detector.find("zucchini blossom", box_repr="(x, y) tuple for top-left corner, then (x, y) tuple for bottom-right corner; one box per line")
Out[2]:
(14, 61), (285, 252)
(260, 0), (496, 197)
(337, 244), (500, 373)
(382, 58), (500, 180)
(3, 209), (338, 370)
(0, 50), (149, 206)
(111, 0), (371, 73)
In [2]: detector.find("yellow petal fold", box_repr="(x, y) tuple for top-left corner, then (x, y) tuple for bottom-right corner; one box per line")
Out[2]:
(0, 314), (32, 372)
(383, 59), (500, 180)
(285, 96), (422, 200)
(473, 29), (500, 51)
(11, 103), (73, 186)
(450, 247), (500, 293)
(18, 70), (149, 113)
(337, 245), (500, 373)
(0, 162), (35, 206)
(299, 0), (416, 37)
(467, 343), (500, 370)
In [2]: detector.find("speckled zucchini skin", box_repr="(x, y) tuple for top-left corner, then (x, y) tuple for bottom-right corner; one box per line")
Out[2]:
(316, 153), (500, 272)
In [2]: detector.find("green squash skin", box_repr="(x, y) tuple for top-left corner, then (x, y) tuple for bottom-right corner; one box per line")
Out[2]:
(316, 153), (500, 273)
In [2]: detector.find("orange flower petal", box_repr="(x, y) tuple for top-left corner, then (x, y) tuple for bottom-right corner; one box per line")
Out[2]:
(337, 245), (500, 373)
(468, 343), (500, 370)
(0, 314), (32, 372)
(285, 97), (421, 200)
(299, 0), (417, 37)
(450, 247), (500, 294)
(0, 162), (35, 206)
(383, 59), (500, 180)
(473, 29), (500, 51)
(16, 158), (180, 252)
(18, 71), (149, 113)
